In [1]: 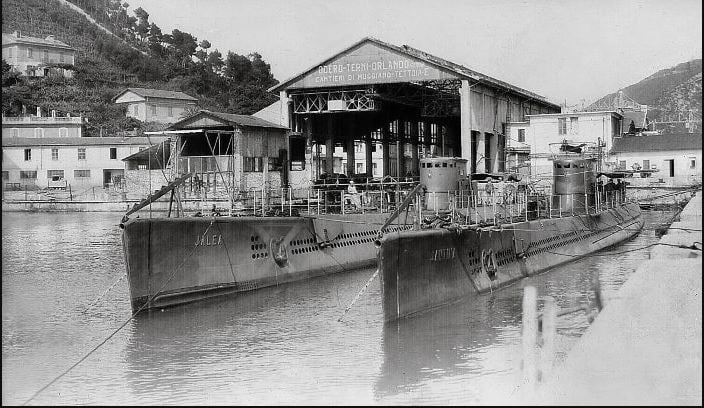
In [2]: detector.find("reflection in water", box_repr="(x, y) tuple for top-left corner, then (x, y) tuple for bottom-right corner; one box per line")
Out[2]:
(2, 210), (673, 405)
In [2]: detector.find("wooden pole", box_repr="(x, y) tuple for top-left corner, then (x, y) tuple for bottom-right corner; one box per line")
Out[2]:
(522, 285), (538, 388)
(540, 296), (557, 382)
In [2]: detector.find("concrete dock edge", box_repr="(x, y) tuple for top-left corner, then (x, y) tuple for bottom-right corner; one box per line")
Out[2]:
(521, 191), (702, 405)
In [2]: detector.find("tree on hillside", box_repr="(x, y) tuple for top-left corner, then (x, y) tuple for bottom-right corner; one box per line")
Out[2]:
(195, 40), (210, 63)
(207, 49), (224, 74)
(133, 6), (150, 41)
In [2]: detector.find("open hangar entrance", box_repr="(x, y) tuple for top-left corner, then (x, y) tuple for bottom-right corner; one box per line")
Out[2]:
(270, 38), (561, 184)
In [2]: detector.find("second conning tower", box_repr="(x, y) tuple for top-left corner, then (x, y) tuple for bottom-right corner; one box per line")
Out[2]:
(551, 156), (596, 215)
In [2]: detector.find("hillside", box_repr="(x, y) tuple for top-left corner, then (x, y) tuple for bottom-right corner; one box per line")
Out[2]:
(1, 0), (279, 136)
(589, 59), (702, 124)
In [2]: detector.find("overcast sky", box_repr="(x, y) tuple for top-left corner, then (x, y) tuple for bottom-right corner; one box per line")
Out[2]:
(127, 0), (702, 106)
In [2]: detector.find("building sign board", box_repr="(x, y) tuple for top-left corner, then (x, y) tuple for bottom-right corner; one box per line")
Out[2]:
(288, 42), (457, 89)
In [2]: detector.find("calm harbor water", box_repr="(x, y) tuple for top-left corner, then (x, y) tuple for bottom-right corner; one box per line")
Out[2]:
(2, 210), (674, 405)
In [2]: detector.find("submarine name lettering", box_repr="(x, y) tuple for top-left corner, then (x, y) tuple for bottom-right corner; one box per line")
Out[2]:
(430, 247), (455, 261)
(195, 234), (223, 246)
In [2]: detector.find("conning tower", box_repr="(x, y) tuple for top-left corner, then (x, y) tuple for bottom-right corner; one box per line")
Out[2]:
(551, 157), (596, 215)
(420, 157), (468, 211)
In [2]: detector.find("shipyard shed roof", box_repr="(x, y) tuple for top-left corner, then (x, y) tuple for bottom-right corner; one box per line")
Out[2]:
(610, 132), (702, 153)
(112, 88), (198, 102)
(270, 37), (560, 109)
(2, 136), (167, 147)
(166, 110), (289, 131)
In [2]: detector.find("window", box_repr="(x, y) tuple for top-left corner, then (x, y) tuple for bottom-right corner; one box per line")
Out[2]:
(690, 157), (696, 169)
(51, 148), (59, 161)
(643, 160), (650, 170)
(619, 160), (626, 169)
(570, 117), (578, 133)
(24, 149), (31, 161)
(78, 148), (86, 160)
(59, 52), (64, 63)
(268, 157), (281, 171)
(27, 47), (33, 58)
(74, 170), (91, 178)
(133, 105), (138, 116)
(243, 157), (263, 172)
(518, 129), (525, 143)
(8, 48), (13, 58)
(11, 128), (19, 137)
(20, 171), (37, 179)
(34, 128), (43, 138)
(110, 148), (117, 159)
(355, 142), (363, 153)
(151, 105), (157, 116)
(2, 171), (9, 180)
(43, 49), (48, 62)
(372, 162), (378, 176)
(59, 128), (68, 137)
(47, 170), (64, 179)
(356, 163), (364, 174)
(558, 118), (567, 135)
(168, 106), (173, 117)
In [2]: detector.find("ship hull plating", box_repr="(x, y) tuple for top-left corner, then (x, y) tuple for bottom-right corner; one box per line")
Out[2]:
(379, 203), (643, 322)
(122, 214), (412, 312)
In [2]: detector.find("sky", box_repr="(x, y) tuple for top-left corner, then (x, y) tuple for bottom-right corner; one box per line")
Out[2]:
(126, 0), (702, 106)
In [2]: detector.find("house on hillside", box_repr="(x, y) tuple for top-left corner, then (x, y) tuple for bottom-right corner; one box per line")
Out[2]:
(609, 132), (702, 187)
(112, 88), (198, 124)
(1, 31), (76, 78)
(123, 110), (288, 200)
(2, 107), (84, 139)
(2, 136), (164, 192)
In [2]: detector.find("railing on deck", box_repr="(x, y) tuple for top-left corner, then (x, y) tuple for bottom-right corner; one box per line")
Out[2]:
(177, 177), (634, 225)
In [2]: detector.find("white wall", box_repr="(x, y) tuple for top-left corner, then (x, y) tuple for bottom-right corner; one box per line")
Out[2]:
(610, 150), (702, 187)
(2, 143), (149, 189)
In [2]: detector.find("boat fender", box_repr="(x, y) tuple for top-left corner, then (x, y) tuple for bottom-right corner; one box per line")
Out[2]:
(481, 248), (498, 280)
(270, 237), (289, 268)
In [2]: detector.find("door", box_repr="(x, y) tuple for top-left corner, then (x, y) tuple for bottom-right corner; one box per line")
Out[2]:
(667, 159), (675, 177)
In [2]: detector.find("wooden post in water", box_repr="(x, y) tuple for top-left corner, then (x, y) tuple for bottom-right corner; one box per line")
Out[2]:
(522, 285), (538, 388)
(540, 296), (557, 382)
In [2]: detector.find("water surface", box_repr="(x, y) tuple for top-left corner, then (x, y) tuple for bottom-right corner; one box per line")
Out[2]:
(1, 210), (673, 405)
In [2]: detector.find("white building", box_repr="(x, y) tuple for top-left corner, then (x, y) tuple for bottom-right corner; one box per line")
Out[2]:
(112, 88), (198, 124)
(609, 132), (702, 187)
(1, 31), (76, 78)
(506, 111), (623, 179)
(2, 108), (84, 139)
(2, 136), (165, 191)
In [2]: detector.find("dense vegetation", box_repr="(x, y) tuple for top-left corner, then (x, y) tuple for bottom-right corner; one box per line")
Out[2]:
(1, 0), (279, 136)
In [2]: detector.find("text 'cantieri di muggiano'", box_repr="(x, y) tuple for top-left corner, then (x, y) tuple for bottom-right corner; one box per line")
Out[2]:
(315, 59), (431, 83)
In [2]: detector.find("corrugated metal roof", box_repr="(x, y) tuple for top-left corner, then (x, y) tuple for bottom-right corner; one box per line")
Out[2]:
(270, 37), (559, 108)
(166, 110), (288, 130)
(611, 133), (702, 153)
(112, 87), (198, 102)
(2, 32), (75, 50)
(2, 136), (167, 147)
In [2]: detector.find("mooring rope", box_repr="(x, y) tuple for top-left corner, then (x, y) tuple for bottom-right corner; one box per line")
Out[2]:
(337, 268), (380, 322)
(80, 272), (128, 314)
(22, 217), (218, 406)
